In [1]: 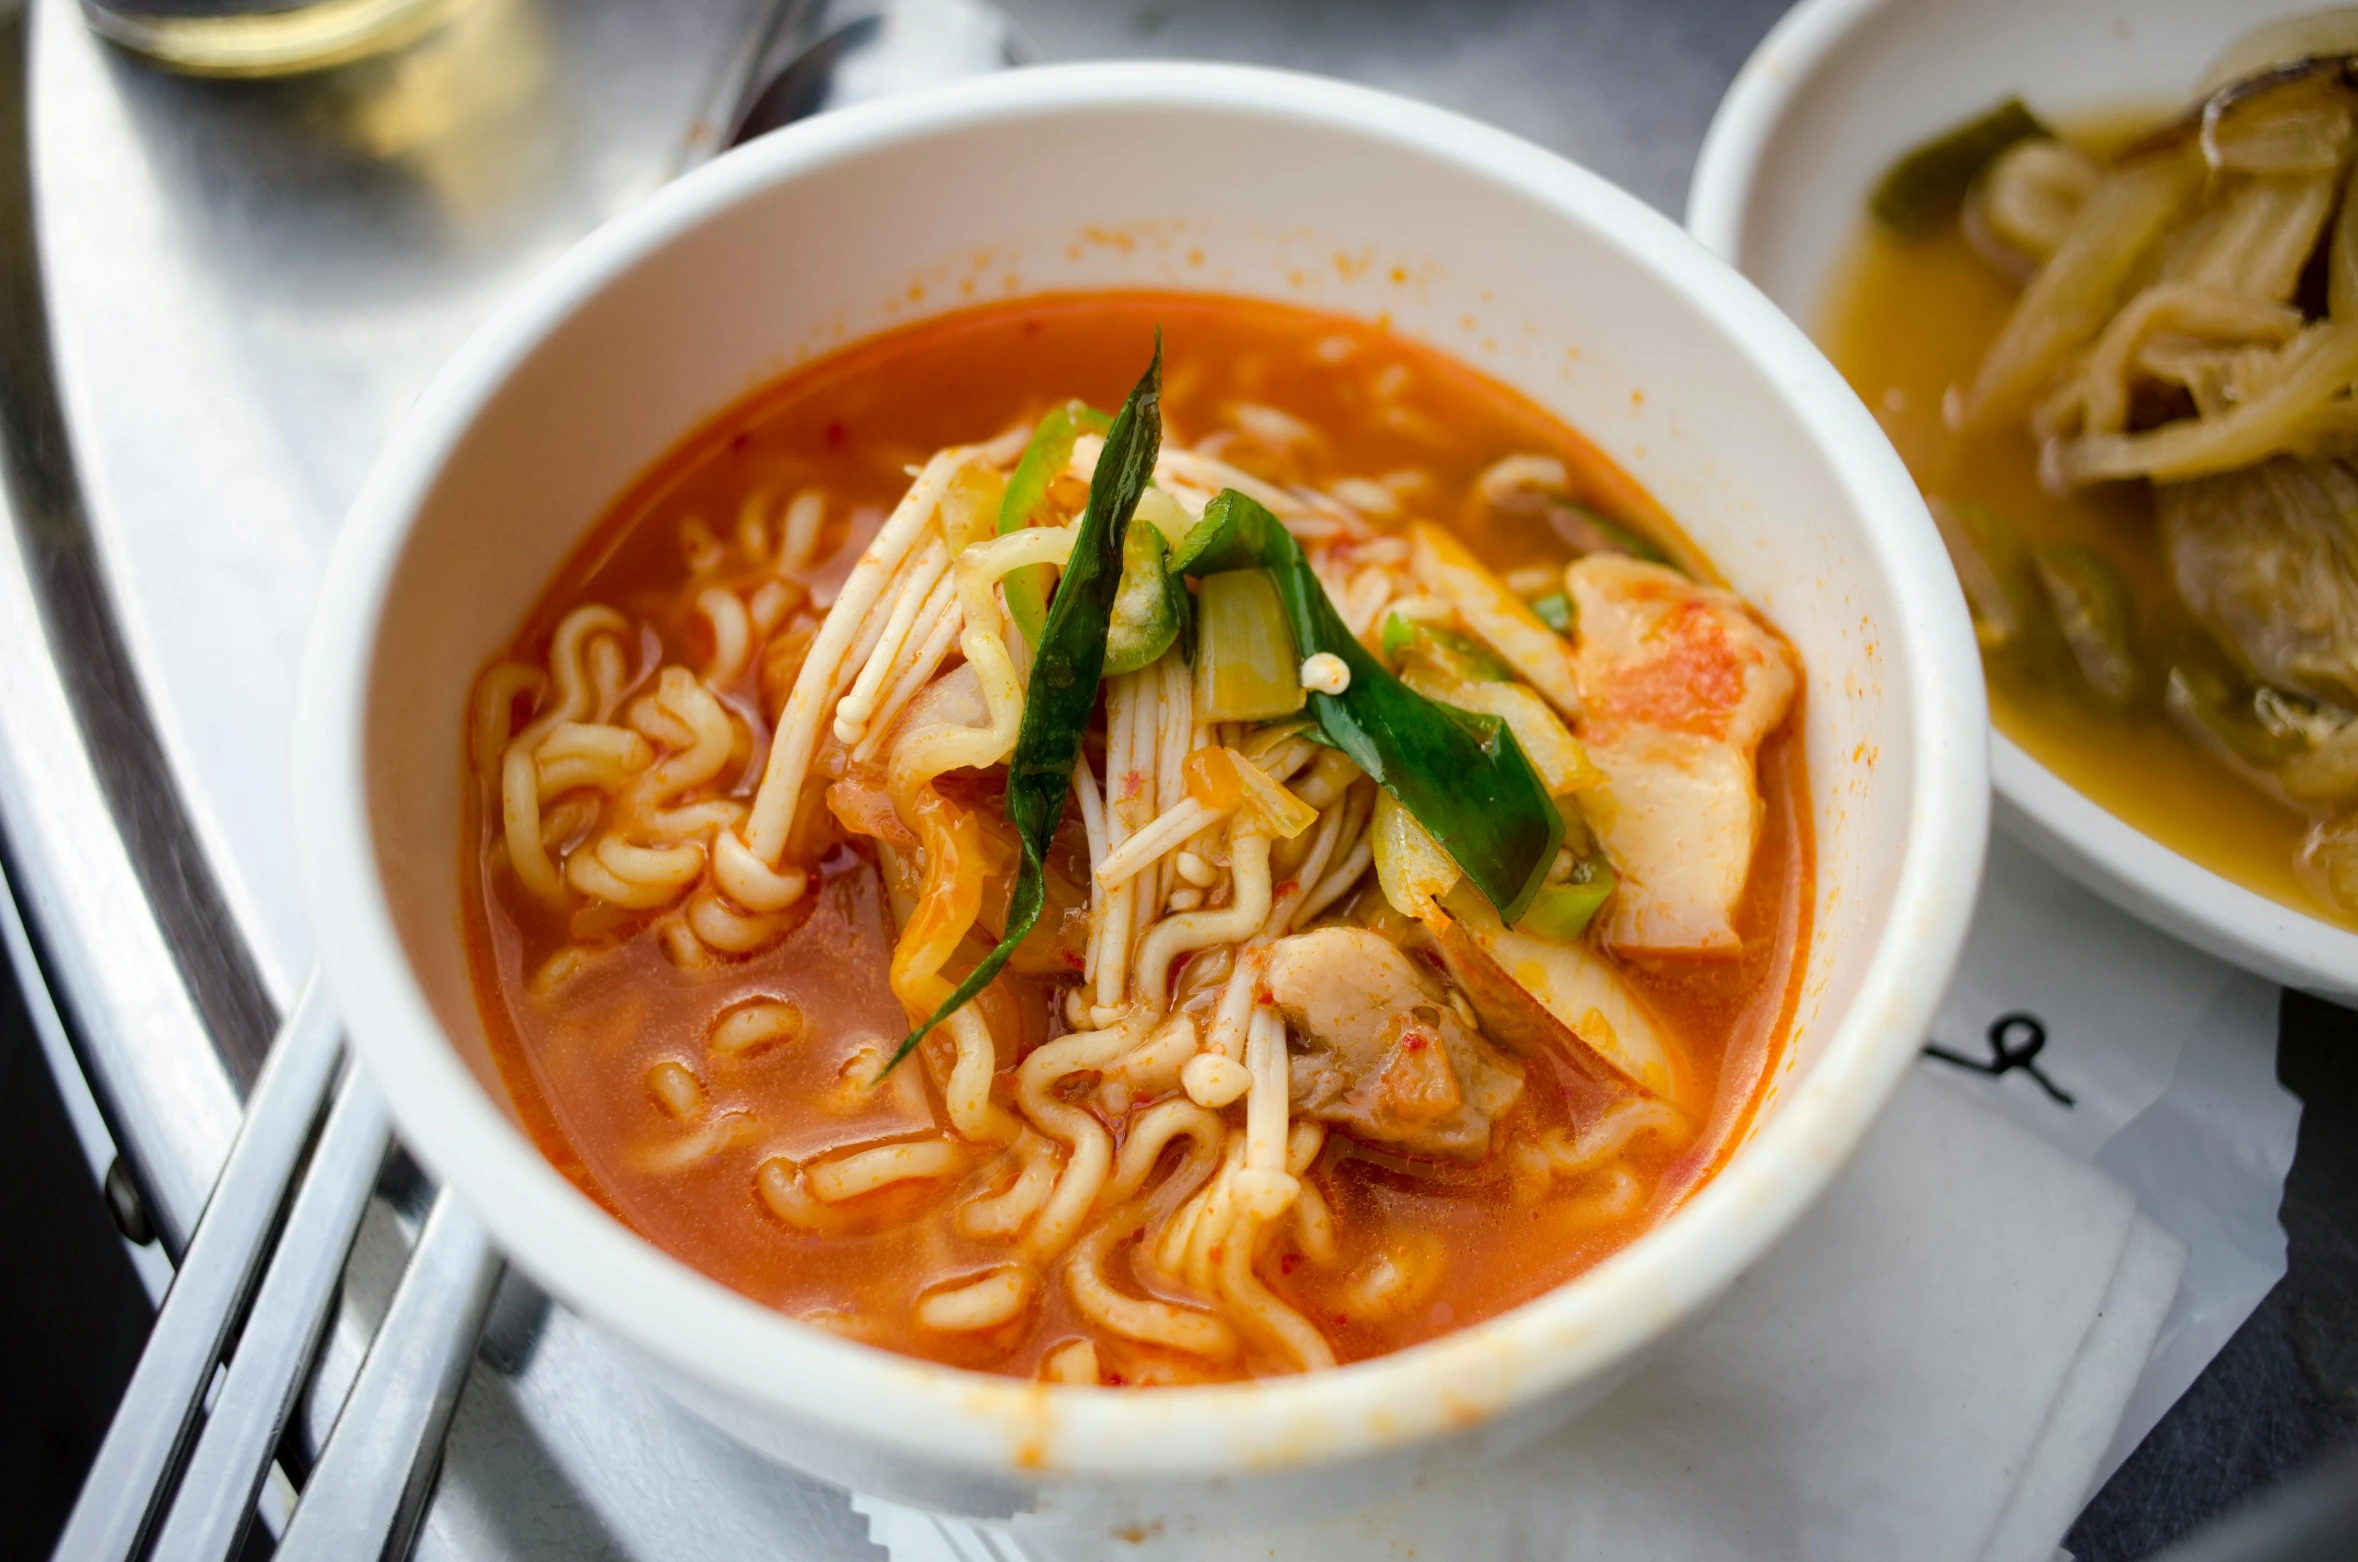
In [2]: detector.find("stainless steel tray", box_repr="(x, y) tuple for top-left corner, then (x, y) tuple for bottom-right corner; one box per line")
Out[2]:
(2, 0), (1791, 1554)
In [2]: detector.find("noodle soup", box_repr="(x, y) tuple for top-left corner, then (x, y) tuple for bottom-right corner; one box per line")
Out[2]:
(464, 292), (1810, 1384)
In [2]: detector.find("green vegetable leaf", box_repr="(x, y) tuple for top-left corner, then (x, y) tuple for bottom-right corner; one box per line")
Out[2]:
(1182, 490), (1562, 921)
(886, 343), (1161, 1072)
(1870, 96), (2051, 238)
(996, 400), (1114, 644)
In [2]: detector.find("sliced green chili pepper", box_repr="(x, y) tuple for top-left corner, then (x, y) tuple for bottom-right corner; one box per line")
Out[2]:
(1181, 490), (1563, 921)
(1516, 858), (1616, 942)
(886, 346), (1160, 1073)
(1870, 96), (2052, 237)
(2163, 632), (2307, 769)
(1550, 502), (1677, 570)
(1103, 518), (1188, 676)
(996, 400), (1114, 645)
(1529, 590), (1575, 634)
(2035, 544), (2143, 705)
(1933, 498), (2046, 657)
(1382, 615), (1516, 684)
(2166, 664), (2283, 769)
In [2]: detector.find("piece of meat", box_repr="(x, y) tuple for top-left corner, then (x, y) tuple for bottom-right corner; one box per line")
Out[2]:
(1565, 555), (1796, 956)
(2159, 457), (2358, 708)
(1262, 928), (1523, 1162)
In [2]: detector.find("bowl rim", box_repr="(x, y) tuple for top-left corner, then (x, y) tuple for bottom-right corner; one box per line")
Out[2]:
(296, 59), (1989, 1479)
(1684, 0), (2358, 1001)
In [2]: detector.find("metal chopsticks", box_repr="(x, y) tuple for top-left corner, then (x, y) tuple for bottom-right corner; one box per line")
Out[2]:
(273, 1190), (503, 1562)
(52, 979), (354, 1562)
(55, 971), (502, 1562)
(143, 1062), (390, 1562)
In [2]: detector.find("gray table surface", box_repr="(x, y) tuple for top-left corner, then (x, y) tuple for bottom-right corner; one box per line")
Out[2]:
(3, 0), (2348, 1557)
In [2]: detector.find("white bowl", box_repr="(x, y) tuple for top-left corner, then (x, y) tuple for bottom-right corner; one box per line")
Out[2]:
(296, 62), (1988, 1536)
(1688, 0), (2358, 1002)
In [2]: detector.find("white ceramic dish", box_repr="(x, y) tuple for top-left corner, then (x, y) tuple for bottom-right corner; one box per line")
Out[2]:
(1689, 0), (2358, 1002)
(296, 63), (1987, 1537)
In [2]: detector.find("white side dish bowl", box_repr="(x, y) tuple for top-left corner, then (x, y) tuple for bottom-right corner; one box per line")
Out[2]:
(1689, 0), (2358, 1001)
(297, 63), (1987, 1536)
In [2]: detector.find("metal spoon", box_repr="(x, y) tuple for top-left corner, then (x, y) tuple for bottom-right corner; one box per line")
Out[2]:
(686, 0), (1034, 167)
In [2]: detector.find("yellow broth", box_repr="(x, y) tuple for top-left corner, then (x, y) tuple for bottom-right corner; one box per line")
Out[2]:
(1821, 211), (2356, 932)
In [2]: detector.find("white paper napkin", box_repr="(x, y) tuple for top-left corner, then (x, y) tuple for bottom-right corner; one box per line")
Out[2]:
(858, 1069), (2184, 1562)
(1923, 832), (2300, 1483)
